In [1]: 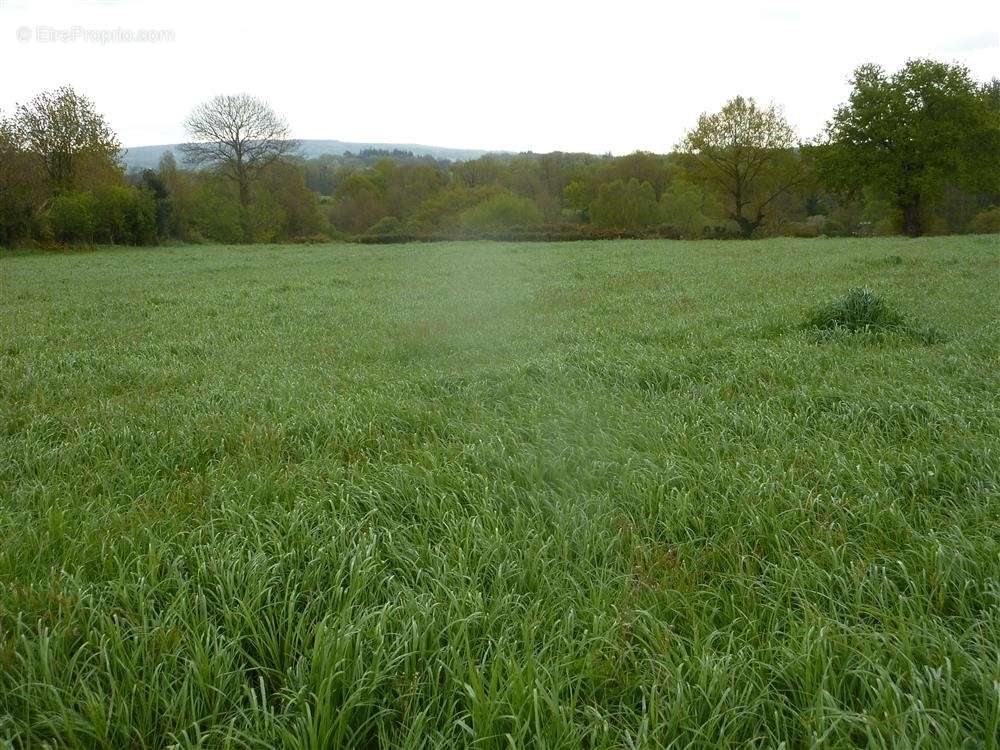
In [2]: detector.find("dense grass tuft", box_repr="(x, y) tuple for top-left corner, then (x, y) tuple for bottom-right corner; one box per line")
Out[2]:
(1, 235), (998, 748)
(805, 286), (907, 332)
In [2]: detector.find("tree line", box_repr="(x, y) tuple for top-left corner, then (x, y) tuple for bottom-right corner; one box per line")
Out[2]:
(1, 59), (998, 248)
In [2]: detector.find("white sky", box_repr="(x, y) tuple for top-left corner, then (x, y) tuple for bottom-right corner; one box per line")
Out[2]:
(1, 0), (998, 154)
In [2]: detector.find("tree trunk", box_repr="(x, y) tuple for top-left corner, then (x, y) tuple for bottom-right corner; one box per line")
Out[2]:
(236, 161), (252, 243)
(236, 161), (250, 208)
(900, 197), (922, 237)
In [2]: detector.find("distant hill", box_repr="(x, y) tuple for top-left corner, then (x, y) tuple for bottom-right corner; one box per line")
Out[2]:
(122, 139), (494, 171)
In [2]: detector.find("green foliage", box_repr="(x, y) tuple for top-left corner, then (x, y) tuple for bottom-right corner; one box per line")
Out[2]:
(605, 151), (673, 198)
(588, 179), (661, 229)
(379, 161), (445, 218)
(804, 287), (906, 332)
(968, 206), (1000, 234)
(243, 196), (285, 244)
(191, 182), (243, 244)
(13, 85), (122, 194)
(820, 59), (1000, 236)
(328, 172), (387, 234)
(819, 217), (847, 236)
(92, 185), (157, 245)
(658, 181), (711, 238)
(47, 187), (156, 245)
(10, 62), (999, 247)
(459, 192), (543, 231)
(563, 180), (593, 219)
(47, 191), (98, 243)
(256, 161), (326, 239)
(680, 96), (805, 237)
(139, 168), (171, 238)
(0, 117), (46, 245)
(366, 215), (404, 235)
(1, 236), (997, 746)
(413, 185), (506, 229)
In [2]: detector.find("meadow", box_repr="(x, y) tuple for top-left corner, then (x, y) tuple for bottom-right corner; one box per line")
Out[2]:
(1, 235), (998, 748)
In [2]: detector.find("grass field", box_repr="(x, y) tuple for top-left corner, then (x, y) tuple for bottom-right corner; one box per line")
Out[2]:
(1, 236), (999, 748)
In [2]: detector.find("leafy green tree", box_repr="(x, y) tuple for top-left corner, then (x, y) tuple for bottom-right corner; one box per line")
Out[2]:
(191, 181), (243, 243)
(588, 179), (660, 229)
(452, 155), (505, 188)
(256, 161), (325, 238)
(680, 96), (804, 237)
(413, 185), (505, 230)
(48, 192), (97, 243)
(91, 185), (156, 244)
(329, 172), (387, 233)
(366, 216), (406, 236)
(14, 86), (122, 194)
(376, 160), (445, 219)
(968, 206), (1000, 234)
(563, 180), (595, 220)
(607, 151), (673, 199)
(659, 181), (715, 238)
(157, 152), (199, 240)
(139, 168), (171, 238)
(459, 192), (542, 231)
(819, 60), (1000, 236)
(0, 114), (46, 244)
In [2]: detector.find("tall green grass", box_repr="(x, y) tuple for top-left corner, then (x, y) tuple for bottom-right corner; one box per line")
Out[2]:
(1, 236), (999, 748)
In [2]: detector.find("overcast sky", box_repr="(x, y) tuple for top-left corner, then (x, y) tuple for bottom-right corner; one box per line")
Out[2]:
(2, 0), (997, 154)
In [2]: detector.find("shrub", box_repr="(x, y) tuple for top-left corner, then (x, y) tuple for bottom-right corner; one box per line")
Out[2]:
(805, 287), (906, 332)
(459, 193), (542, 231)
(589, 179), (661, 230)
(192, 183), (243, 243)
(244, 198), (285, 243)
(92, 185), (157, 245)
(354, 223), (695, 244)
(788, 221), (820, 238)
(48, 191), (97, 243)
(658, 182), (709, 238)
(411, 185), (506, 230)
(366, 216), (405, 236)
(968, 206), (1000, 234)
(820, 218), (847, 236)
(288, 233), (332, 245)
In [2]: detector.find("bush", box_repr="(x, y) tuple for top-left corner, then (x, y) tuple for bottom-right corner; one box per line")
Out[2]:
(354, 223), (691, 244)
(92, 185), (157, 245)
(192, 183), (243, 243)
(589, 179), (660, 230)
(968, 206), (1000, 234)
(288, 233), (332, 245)
(48, 192), (97, 243)
(244, 198), (285, 243)
(788, 221), (820, 238)
(366, 216), (406, 236)
(357, 233), (417, 245)
(459, 193), (542, 231)
(46, 186), (157, 246)
(805, 287), (906, 332)
(820, 218), (847, 236)
(658, 182), (709, 238)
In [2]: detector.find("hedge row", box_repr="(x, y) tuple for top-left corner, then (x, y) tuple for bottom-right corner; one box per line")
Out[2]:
(355, 223), (744, 244)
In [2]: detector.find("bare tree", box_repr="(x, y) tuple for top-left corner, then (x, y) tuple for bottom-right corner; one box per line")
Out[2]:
(680, 97), (805, 237)
(180, 94), (298, 209)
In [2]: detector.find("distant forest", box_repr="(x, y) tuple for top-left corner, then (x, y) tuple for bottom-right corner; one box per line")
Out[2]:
(2, 58), (998, 247)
